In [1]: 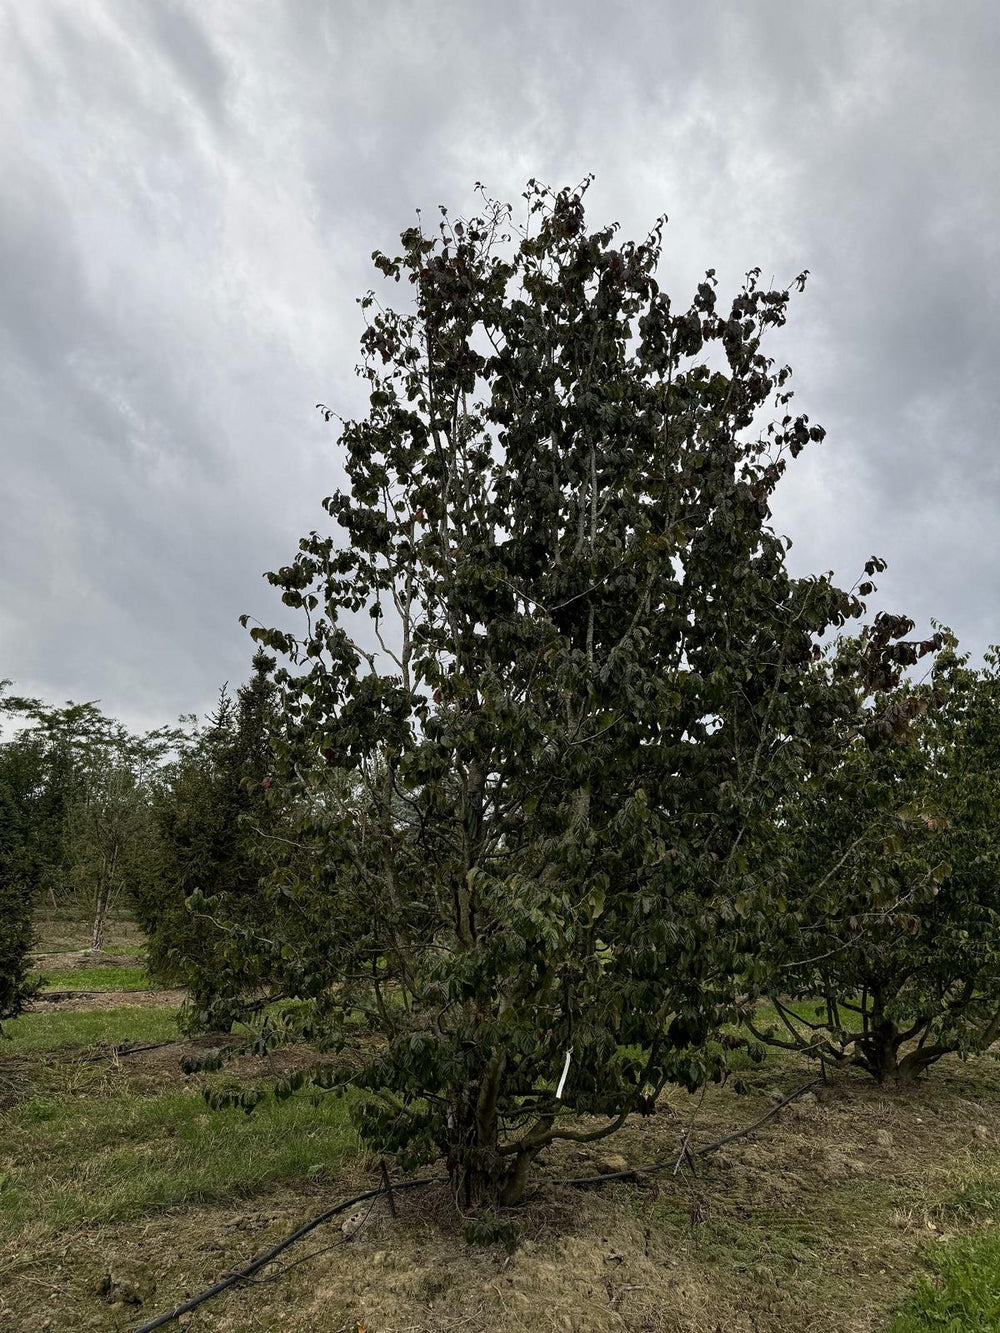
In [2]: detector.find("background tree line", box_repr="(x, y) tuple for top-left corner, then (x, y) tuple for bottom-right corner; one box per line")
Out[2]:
(0, 655), (280, 1022)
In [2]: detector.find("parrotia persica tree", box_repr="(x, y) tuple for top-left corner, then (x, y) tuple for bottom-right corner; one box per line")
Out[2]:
(227, 179), (932, 1207)
(752, 640), (1000, 1087)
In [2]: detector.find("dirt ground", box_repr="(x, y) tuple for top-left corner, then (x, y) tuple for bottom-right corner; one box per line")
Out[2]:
(7, 1055), (1000, 1333)
(31, 951), (146, 972)
(27, 987), (185, 1013)
(216, 1068), (994, 1333)
(30, 914), (147, 956)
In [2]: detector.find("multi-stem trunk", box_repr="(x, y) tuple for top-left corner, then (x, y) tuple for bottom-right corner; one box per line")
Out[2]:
(859, 1016), (942, 1087)
(90, 878), (110, 952)
(446, 1051), (542, 1209)
(90, 847), (116, 952)
(449, 1126), (541, 1209)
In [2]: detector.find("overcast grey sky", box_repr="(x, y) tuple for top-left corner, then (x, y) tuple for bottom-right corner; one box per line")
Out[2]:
(2, 1), (997, 729)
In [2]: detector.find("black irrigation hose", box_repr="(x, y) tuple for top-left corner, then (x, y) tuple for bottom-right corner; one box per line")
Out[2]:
(129, 1176), (449, 1333)
(129, 1077), (820, 1333)
(693, 1077), (821, 1160)
(550, 1077), (822, 1187)
(75, 1039), (184, 1065)
(74, 1033), (235, 1065)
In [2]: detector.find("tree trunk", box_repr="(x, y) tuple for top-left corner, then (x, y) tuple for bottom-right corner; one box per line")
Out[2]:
(893, 1048), (943, 1085)
(91, 873), (111, 952)
(447, 1056), (539, 1209)
(450, 1140), (538, 1210)
(861, 1020), (940, 1088)
(91, 839), (122, 953)
(864, 1020), (901, 1085)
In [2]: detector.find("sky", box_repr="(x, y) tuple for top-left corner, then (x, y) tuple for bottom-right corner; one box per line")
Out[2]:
(2, 1), (997, 731)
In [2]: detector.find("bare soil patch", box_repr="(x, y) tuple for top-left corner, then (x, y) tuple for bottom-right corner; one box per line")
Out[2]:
(31, 950), (147, 972)
(232, 1069), (999, 1333)
(27, 987), (185, 1013)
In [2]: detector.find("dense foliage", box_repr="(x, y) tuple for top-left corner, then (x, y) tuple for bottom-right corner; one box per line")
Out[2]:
(752, 641), (1000, 1085)
(0, 689), (45, 1025)
(180, 179), (934, 1207)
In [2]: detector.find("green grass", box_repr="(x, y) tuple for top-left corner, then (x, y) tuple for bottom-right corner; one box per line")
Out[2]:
(1, 986), (359, 1245)
(0, 1005), (180, 1054)
(29, 965), (152, 993)
(891, 1230), (1000, 1330)
(751, 997), (864, 1036)
(0, 1084), (358, 1237)
(888, 1163), (1000, 1329)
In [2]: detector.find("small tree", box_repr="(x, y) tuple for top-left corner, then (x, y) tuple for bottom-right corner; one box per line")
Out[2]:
(217, 180), (929, 1207)
(0, 686), (44, 1026)
(66, 758), (159, 951)
(139, 655), (282, 1017)
(753, 640), (1000, 1086)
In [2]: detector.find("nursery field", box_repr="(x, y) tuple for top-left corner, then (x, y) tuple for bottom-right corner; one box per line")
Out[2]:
(1, 919), (999, 1333)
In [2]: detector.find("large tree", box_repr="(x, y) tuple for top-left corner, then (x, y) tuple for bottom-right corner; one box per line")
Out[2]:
(213, 180), (929, 1207)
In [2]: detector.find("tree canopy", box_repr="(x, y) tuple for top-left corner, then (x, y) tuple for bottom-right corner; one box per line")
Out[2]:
(752, 639), (1000, 1085)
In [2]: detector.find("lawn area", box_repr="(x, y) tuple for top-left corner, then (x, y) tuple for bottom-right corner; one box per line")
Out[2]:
(0, 1084), (358, 1236)
(891, 1228), (1000, 1331)
(0, 976), (364, 1333)
(1, 1004), (181, 1054)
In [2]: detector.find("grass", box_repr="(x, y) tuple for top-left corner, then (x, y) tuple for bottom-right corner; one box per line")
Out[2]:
(31, 913), (147, 954)
(750, 996), (865, 1037)
(0, 1004), (180, 1053)
(0, 977), (362, 1333)
(9, 921), (1000, 1332)
(888, 1161), (1000, 1330)
(891, 1230), (1000, 1330)
(0, 1084), (358, 1237)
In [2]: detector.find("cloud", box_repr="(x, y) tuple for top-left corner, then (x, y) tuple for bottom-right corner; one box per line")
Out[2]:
(2, 0), (998, 728)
